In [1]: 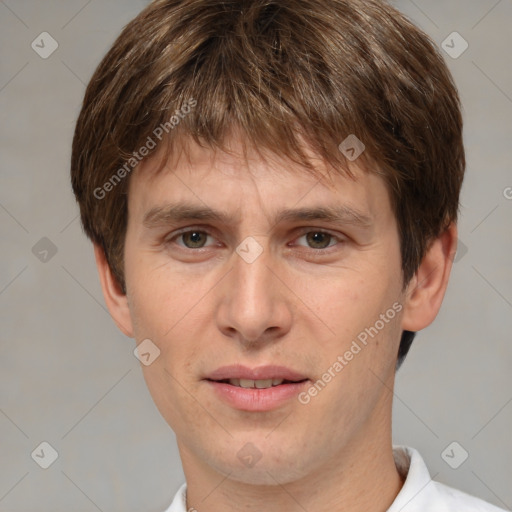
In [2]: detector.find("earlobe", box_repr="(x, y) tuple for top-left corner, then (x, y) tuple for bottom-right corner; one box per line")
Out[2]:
(401, 223), (458, 332)
(93, 244), (134, 338)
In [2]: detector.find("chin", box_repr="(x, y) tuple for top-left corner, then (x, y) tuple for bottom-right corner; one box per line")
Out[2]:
(203, 437), (312, 486)
(213, 459), (310, 486)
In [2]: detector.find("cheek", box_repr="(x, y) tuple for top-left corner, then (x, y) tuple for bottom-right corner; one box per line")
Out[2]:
(124, 251), (168, 338)
(127, 282), (175, 341)
(126, 260), (209, 362)
(315, 269), (402, 353)
(124, 237), (179, 327)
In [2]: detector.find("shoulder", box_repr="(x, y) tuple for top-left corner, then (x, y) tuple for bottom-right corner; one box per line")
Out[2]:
(430, 479), (507, 511)
(162, 482), (187, 512)
(390, 446), (508, 512)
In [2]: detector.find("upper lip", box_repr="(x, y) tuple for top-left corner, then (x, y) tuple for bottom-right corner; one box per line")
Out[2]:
(205, 365), (308, 382)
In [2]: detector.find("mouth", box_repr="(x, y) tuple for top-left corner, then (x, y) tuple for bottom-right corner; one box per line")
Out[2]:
(203, 365), (310, 411)
(204, 364), (309, 386)
(206, 377), (308, 389)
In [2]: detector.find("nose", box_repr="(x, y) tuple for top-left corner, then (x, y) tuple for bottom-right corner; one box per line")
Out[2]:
(215, 236), (293, 349)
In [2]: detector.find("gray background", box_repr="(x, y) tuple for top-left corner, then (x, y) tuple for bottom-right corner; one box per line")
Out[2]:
(0, 0), (511, 511)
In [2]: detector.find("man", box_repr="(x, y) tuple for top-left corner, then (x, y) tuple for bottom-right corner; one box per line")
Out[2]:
(70, 0), (506, 510)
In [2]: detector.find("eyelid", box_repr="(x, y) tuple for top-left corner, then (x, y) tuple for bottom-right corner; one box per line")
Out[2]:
(292, 227), (346, 250)
(165, 225), (346, 251)
(165, 226), (218, 248)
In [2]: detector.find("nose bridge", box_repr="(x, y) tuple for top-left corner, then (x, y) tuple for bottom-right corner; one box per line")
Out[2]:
(232, 234), (275, 308)
(217, 233), (290, 343)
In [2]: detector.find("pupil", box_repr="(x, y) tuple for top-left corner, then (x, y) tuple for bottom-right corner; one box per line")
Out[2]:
(308, 232), (329, 248)
(186, 231), (205, 247)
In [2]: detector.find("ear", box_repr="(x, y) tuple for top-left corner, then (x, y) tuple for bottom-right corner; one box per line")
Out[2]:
(401, 222), (458, 331)
(93, 243), (134, 338)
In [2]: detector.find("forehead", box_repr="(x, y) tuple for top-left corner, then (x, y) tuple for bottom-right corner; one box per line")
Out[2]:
(127, 134), (392, 224)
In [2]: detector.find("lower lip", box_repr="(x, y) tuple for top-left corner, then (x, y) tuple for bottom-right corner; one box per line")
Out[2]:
(205, 380), (309, 411)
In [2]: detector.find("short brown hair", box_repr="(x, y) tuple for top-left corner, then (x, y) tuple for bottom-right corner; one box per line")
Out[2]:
(70, 0), (465, 365)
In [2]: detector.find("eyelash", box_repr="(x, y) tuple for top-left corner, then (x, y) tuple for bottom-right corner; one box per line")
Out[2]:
(164, 227), (345, 254)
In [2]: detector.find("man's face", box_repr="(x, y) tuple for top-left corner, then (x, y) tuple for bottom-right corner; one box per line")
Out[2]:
(123, 137), (407, 484)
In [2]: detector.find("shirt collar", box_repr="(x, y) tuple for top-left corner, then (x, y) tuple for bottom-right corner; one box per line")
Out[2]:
(387, 445), (439, 511)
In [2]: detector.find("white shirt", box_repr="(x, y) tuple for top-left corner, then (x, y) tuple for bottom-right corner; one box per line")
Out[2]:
(163, 445), (507, 511)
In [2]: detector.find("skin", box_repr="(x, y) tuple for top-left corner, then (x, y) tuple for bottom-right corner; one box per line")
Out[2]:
(95, 133), (457, 512)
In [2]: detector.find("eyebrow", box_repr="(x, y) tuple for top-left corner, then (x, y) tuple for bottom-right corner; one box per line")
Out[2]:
(142, 201), (373, 230)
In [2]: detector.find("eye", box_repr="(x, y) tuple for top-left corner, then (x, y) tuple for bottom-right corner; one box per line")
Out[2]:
(164, 228), (344, 252)
(168, 229), (215, 249)
(294, 230), (343, 250)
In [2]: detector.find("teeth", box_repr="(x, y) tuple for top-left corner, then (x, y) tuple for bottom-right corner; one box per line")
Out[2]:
(254, 379), (273, 389)
(228, 378), (285, 388)
(240, 379), (254, 388)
